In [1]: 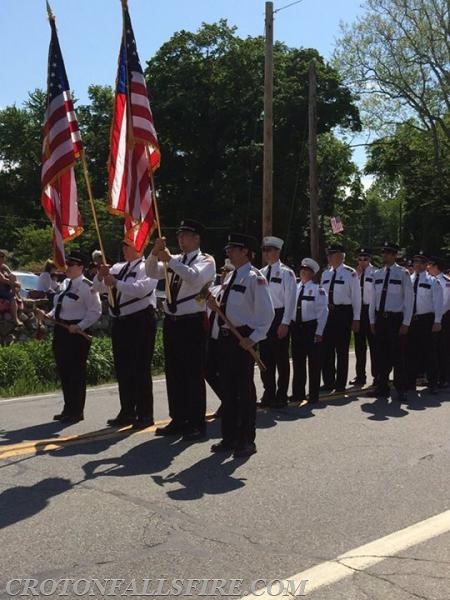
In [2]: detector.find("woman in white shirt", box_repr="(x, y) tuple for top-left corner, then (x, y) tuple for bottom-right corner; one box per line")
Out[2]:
(37, 259), (61, 297)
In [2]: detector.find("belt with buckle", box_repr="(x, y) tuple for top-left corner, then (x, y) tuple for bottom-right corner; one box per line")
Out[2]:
(165, 311), (203, 322)
(412, 312), (433, 321)
(219, 327), (231, 337)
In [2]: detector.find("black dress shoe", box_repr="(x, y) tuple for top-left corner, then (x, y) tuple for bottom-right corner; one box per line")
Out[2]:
(288, 394), (306, 404)
(211, 441), (236, 453)
(270, 402), (287, 409)
(349, 377), (366, 385)
(60, 415), (84, 424)
(154, 421), (183, 436)
(53, 413), (67, 421)
(233, 442), (257, 458)
(182, 428), (206, 442)
(334, 387), (346, 393)
(427, 386), (438, 395)
(132, 418), (155, 429)
(320, 385), (334, 393)
(107, 416), (136, 427)
(257, 396), (273, 407)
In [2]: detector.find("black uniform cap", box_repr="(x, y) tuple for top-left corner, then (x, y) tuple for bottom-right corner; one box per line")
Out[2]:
(412, 250), (428, 261)
(176, 219), (205, 237)
(381, 241), (399, 253)
(224, 233), (258, 252)
(66, 250), (88, 267)
(326, 243), (345, 255)
(428, 255), (445, 270)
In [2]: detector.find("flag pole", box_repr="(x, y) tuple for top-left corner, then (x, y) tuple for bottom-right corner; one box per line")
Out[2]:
(80, 154), (108, 262)
(147, 161), (172, 304)
(46, 1), (107, 264)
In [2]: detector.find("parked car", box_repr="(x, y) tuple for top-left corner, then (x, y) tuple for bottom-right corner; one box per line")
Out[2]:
(12, 271), (41, 299)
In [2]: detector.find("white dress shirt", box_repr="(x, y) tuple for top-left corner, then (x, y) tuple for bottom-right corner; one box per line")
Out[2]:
(369, 263), (414, 326)
(260, 259), (297, 326)
(292, 280), (329, 336)
(37, 271), (60, 293)
(49, 275), (101, 330)
(436, 272), (450, 314)
(320, 263), (361, 319)
(93, 258), (157, 317)
(360, 264), (376, 306)
(410, 271), (443, 323)
(146, 248), (216, 315)
(211, 262), (274, 343)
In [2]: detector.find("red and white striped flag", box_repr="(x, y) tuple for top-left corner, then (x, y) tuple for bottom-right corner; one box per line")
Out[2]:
(330, 216), (344, 234)
(108, 1), (160, 251)
(41, 8), (83, 268)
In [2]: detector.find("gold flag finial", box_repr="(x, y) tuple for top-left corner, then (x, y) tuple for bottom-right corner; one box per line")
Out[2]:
(46, 0), (55, 20)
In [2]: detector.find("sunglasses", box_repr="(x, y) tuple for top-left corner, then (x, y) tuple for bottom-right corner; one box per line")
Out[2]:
(66, 260), (82, 267)
(358, 257), (369, 261)
(262, 247), (277, 252)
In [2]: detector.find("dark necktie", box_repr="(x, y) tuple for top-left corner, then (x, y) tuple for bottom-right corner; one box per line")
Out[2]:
(296, 284), (305, 322)
(111, 262), (130, 317)
(360, 270), (365, 317)
(328, 270), (337, 306)
(379, 267), (391, 313)
(55, 280), (72, 320)
(167, 254), (187, 314)
(218, 270), (237, 327)
(413, 275), (419, 315)
(266, 265), (272, 283)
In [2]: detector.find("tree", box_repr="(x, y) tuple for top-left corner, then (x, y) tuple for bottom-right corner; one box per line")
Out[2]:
(334, 0), (450, 161)
(365, 119), (450, 253)
(145, 20), (361, 261)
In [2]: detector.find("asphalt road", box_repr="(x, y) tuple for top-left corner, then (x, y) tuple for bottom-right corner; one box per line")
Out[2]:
(1, 355), (450, 599)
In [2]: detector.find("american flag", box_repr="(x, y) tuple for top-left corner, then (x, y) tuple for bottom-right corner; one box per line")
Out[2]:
(108, 1), (160, 252)
(41, 10), (83, 268)
(330, 216), (344, 234)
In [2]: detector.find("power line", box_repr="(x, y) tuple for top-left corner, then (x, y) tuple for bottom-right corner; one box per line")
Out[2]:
(274, 0), (306, 14)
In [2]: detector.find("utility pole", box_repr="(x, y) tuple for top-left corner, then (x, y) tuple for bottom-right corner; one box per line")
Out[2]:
(263, 1), (274, 238)
(308, 59), (320, 262)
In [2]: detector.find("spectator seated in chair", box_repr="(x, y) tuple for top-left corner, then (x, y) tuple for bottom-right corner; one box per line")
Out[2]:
(0, 250), (23, 327)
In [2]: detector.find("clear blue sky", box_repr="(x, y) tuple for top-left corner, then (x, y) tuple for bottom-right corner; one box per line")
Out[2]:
(1, 0), (365, 107)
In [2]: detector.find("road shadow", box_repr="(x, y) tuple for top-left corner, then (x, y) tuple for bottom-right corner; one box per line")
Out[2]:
(0, 421), (65, 446)
(152, 452), (247, 500)
(0, 477), (72, 529)
(360, 396), (409, 421)
(82, 436), (189, 482)
(406, 391), (442, 412)
(47, 429), (135, 457)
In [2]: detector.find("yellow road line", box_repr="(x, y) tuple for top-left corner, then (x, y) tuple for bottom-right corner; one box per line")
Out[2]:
(0, 387), (369, 460)
(0, 414), (220, 460)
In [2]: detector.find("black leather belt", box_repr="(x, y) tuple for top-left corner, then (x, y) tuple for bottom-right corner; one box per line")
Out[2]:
(165, 311), (203, 322)
(59, 319), (81, 325)
(411, 312), (434, 321)
(114, 306), (154, 320)
(377, 311), (402, 318)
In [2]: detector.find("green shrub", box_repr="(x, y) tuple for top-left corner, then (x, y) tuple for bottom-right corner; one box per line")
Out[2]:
(152, 329), (165, 373)
(0, 329), (165, 397)
(23, 339), (59, 384)
(0, 343), (40, 395)
(86, 337), (115, 385)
